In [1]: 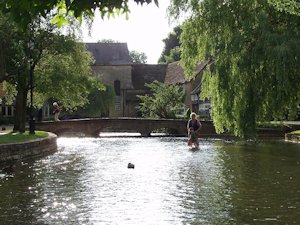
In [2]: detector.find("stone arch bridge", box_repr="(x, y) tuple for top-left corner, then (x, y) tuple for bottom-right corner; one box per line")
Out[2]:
(35, 118), (215, 137)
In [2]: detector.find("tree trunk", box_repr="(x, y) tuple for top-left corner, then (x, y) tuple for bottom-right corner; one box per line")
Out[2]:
(13, 84), (28, 133)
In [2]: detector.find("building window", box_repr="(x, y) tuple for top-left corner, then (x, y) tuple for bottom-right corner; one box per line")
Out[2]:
(7, 106), (12, 116)
(114, 80), (121, 96)
(1, 106), (5, 116)
(1, 106), (14, 117)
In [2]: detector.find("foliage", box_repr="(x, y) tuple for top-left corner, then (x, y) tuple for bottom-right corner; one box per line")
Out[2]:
(137, 80), (185, 119)
(33, 40), (104, 111)
(268, 0), (300, 16)
(129, 50), (148, 64)
(98, 39), (120, 43)
(1, 14), (103, 110)
(0, 131), (48, 144)
(163, 47), (181, 64)
(74, 85), (115, 117)
(0, 12), (27, 83)
(0, 0), (159, 28)
(158, 26), (182, 63)
(291, 130), (300, 135)
(0, 12), (105, 132)
(169, 0), (300, 138)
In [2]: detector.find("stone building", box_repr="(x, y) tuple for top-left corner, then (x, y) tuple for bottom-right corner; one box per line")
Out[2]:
(86, 42), (167, 117)
(164, 60), (212, 118)
(0, 42), (210, 121)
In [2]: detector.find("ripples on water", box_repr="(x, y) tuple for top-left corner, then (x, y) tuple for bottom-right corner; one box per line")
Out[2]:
(0, 137), (299, 225)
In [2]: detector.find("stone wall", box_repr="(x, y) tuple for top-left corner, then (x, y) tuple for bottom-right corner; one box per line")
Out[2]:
(91, 65), (132, 117)
(0, 132), (57, 169)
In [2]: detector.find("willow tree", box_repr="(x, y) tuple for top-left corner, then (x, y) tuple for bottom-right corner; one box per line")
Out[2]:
(268, 0), (300, 16)
(169, 0), (300, 138)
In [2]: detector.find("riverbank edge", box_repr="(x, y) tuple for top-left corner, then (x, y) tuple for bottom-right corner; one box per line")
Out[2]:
(285, 132), (300, 143)
(0, 132), (57, 169)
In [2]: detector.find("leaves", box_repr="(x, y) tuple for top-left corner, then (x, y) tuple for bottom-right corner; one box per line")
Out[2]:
(169, 0), (300, 138)
(158, 26), (182, 64)
(129, 50), (148, 64)
(137, 80), (185, 119)
(0, 0), (159, 29)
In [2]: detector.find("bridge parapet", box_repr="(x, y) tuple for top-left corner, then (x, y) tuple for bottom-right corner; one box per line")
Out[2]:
(36, 118), (212, 137)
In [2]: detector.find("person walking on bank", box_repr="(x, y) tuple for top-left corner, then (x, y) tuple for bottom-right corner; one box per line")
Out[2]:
(53, 102), (61, 121)
(187, 112), (202, 147)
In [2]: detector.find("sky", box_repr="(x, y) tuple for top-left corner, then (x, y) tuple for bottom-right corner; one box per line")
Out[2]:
(80, 1), (177, 64)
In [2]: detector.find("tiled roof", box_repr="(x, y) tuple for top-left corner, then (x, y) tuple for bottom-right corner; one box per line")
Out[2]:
(131, 64), (168, 89)
(164, 61), (186, 85)
(85, 42), (132, 65)
(164, 61), (211, 85)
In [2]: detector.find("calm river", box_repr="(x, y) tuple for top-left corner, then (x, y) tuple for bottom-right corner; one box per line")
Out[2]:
(0, 137), (299, 225)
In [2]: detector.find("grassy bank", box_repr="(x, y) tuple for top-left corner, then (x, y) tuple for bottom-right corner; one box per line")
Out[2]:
(0, 131), (48, 144)
(257, 121), (289, 128)
(291, 130), (300, 135)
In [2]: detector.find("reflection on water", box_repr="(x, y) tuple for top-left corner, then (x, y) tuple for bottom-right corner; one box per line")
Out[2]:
(0, 137), (299, 224)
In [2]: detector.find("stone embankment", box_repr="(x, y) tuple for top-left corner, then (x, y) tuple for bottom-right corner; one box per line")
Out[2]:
(0, 132), (57, 169)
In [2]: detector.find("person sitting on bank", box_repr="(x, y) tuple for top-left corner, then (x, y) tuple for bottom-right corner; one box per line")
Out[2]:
(53, 102), (61, 121)
(187, 112), (202, 147)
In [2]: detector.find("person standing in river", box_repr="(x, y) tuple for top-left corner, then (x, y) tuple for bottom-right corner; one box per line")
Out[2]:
(187, 112), (202, 147)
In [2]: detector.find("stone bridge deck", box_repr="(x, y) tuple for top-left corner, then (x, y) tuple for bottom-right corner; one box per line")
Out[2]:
(35, 118), (216, 137)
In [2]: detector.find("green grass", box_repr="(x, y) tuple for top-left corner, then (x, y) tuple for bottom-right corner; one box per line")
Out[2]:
(257, 121), (290, 128)
(291, 130), (300, 135)
(0, 131), (48, 144)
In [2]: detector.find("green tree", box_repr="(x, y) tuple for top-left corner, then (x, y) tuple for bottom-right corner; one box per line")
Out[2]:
(137, 80), (185, 119)
(0, 14), (104, 132)
(163, 47), (181, 64)
(158, 26), (182, 63)
(169, 0), (300, 138)
(0, 0), (159, 28)
(73, 85), (115, 117)
(129, 50), (147, 64)
(268, 0), (300, 16)
(33, 41), (104, 111)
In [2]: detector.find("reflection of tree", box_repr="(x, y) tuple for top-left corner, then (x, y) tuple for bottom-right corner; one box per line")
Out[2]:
(215, 141), (300, 224)
(174, 140), (300, 224)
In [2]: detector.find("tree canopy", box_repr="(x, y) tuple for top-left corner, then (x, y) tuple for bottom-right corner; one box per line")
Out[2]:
(73, 85), (115, 117)
(0, 13), (106, 131)
(0, 0), (159, 28)
(129, 50), (147, 64)
(169, 0), (300, 138)
(137, 81), (185, 119)
(158, 26), (182, 64)
(268, 0), (300, 16)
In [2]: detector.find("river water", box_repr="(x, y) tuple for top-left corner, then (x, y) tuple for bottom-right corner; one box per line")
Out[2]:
(0, 137), (299, 225)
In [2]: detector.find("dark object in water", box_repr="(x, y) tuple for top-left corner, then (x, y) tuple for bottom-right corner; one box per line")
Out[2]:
(127, 163), (135, 169)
